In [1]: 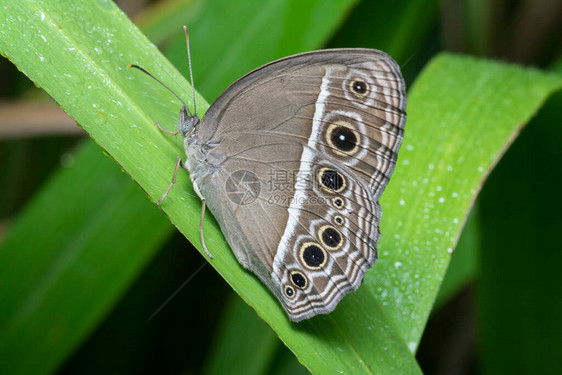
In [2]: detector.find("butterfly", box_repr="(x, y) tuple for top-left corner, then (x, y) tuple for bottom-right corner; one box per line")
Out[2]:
(130, 29), (406, 322)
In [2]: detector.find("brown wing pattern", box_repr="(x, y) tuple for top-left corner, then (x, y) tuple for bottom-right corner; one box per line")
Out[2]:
(191, 49), (406, 321)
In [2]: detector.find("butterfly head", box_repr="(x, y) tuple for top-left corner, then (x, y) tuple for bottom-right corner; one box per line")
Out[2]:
(178, 105), (200, 138)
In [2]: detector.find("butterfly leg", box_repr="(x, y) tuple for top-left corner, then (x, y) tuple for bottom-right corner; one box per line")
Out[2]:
(156, 156), (184, 205)
(192, 182), (213, 259)
(157, 157), (213, 259)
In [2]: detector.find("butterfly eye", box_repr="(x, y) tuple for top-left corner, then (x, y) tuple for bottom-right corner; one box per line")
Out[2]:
(299, 242), (327, 270)
(319, 225), (343, 250)
(318, 168), (346, 193)
(350, 80), (368, 95)
(290, 271), (308, 289)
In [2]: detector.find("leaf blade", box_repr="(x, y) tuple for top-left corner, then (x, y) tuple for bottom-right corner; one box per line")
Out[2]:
(376, 54), (562, 347)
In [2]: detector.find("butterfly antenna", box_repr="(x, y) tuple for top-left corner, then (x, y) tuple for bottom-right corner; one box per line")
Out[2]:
(127, 64), (193, 116)
(183, 26), (197, 116)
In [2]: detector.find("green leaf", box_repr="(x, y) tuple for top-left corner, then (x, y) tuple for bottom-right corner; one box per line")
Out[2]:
(476, 91), (562, 374)
(329, 0), (441, 63)
(0, 141), (173, 374)
(379, 54), (562, 348)
(202, 296), (280, 375)
(134, 0), (204, 46)
(434, 208), (479, 309)
(160, 0), (363, 100)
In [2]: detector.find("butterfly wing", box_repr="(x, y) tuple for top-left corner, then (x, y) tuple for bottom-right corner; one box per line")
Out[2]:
(188, 49), (406, 321)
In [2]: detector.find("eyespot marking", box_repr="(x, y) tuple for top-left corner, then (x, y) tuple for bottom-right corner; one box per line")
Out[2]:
(290, 271), (308, 289)
(334, 215), (344, 225)
(318, 167), (346, 193)
(332, 197), (344, 209)
(326, 121), (360, 156)
(319, 225), (343, 250)
(350, 80), (368, 96)
(343, 70), (376, 106)
(285, 285), (295, 298)
(299, 242), (327, 270)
